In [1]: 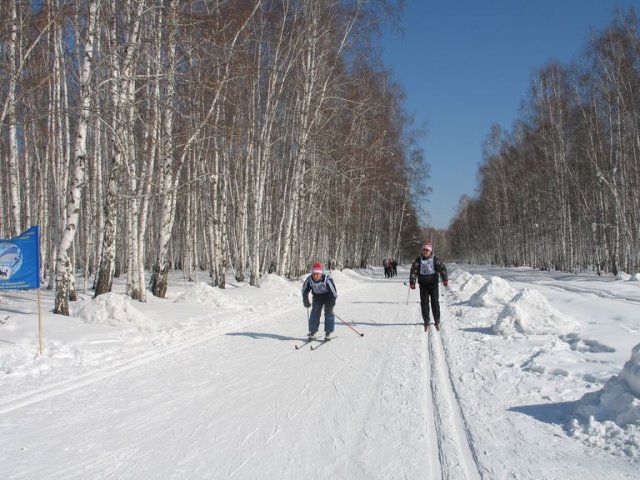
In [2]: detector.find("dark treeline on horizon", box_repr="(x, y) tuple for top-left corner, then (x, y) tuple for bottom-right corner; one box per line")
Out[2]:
(449, 8), (640, 275)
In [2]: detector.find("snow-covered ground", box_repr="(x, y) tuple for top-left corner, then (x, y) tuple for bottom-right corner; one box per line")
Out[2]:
(1, 265), (639, 479)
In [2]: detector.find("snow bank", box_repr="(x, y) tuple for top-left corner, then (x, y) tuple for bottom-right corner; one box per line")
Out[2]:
(175, 282), (246, 307)
(1, 340), (104, 378)
(446, 263), (463, 278)
(569, 343), (640, 457)
(493, 289), (580, 335)
(450, 270), (472, 289)
(329, 269), (363, 290)
(458, 273), (487, 295)
(73, 292), (155, 330)
(468, 276), (518, 307)
(621, 344), (640, 400)
(616, 271), (632, 281)
(259, 274), (301, 298)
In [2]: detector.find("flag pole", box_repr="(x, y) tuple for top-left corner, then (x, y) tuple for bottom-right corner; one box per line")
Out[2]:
(37, 288), (44, 355)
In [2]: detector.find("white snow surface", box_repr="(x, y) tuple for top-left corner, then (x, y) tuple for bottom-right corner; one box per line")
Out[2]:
(468, 275), (517, 307)
(1, 264), (640, 479)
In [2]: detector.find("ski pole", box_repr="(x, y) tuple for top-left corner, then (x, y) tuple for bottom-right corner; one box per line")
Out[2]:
(335, 313), (365, 337)
(403, 281), (412, 305)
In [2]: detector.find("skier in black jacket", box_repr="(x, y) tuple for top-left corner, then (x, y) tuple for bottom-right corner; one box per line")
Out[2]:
(409, 242), (448, 331)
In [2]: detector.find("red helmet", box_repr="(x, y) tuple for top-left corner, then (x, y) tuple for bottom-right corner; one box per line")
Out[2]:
(311, 262), (323, 274)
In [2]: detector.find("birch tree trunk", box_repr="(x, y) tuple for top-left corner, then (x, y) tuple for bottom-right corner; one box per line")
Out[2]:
(7, 0), (21, 236)
(150, 0), (178, 299)
(95, 0), (129, 297)
(54, 0), (99, 315)
(135, 7), (162, 300)
(122, 0), (146, 300)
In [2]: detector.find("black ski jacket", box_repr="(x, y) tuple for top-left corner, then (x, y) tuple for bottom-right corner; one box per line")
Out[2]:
(409, 255), (447, 285)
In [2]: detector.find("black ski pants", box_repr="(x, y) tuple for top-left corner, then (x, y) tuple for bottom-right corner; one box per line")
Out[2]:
(419, 282), (440, 325)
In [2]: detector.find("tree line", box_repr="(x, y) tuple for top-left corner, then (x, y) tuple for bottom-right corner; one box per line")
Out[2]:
(449, 9), (640, 276)
(0, 0), (426, 315)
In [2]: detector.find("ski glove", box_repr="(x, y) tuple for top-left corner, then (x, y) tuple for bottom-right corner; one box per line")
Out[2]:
(443, 280), (448, 287)
(303, 298), (311, 308)
(409, 280), (416, 289)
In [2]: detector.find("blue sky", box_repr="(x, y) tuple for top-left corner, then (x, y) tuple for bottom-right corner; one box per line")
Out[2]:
(379, 0), (638, 229)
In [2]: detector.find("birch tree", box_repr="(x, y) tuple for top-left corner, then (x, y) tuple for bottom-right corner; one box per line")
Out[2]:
(6, 0), (21, 236)
(151, 0), (261, 297)
(1, 0), (424, 295)
(54, 0), (100, 315)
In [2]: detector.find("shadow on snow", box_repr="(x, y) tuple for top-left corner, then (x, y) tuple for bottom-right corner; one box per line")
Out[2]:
(509, 400), (578, 426)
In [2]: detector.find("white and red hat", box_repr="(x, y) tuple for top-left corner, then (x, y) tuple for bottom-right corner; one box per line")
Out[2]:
(311, 262), (324, 274)
(422, 243), (433, 252)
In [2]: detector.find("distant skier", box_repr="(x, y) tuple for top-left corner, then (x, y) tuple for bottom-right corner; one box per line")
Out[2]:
(302, 262), (338, 341)
(409, 243), (448, 331)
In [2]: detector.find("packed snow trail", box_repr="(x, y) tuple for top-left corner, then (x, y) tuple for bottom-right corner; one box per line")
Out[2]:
(0, 276), (476, 479)
(2, 267), (639, 479)
(1, 274), (436, 479)
(422, 312), (482, 479)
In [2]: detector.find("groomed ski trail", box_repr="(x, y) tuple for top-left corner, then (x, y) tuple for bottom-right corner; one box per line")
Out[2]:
(416, 297), (484, 480)
(1, 270), (485, 479)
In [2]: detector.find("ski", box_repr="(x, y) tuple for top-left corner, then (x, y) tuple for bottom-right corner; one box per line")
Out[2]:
(294, 338), (317, 350)
(310, 338), (334, 350)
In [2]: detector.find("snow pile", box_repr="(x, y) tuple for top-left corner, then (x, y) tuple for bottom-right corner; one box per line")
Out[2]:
(175, 282), (245, 307)
(446, 263), (463, 279)
(630, 273), (640, 281)
(259, 274), (301, 297)
(450, 270), (472, 289)
(0, 343), (40, 376)
(616, 271), (632, 281)
(493, 289), (580, 335)
(1, 340), (104, 378)
(458, 273), (487, 295)
(73, 292), (155, 330)
(569, 343), (640, 457)
(468, 276), (518, 307)
(329, 269), (363, 290)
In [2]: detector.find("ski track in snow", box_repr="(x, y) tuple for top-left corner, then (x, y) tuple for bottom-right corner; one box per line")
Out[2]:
(0, 278), (493, 479)
(418, 300), (483, 480)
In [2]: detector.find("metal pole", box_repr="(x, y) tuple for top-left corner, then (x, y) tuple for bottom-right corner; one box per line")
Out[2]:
(37, 288), (44, 355)
(335, 313), (364, 337)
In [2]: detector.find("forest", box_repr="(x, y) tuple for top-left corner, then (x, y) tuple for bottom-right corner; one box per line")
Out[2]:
(0, 0), (426, 315)
(449, 9), (640, 276)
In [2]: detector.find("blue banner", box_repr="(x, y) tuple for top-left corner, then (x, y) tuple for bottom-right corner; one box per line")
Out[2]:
(0, 226), (41, 290)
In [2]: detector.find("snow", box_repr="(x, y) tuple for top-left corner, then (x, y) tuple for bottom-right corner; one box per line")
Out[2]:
(493, 289), (581, 336)
(1, 264), (640, 478)
(468, 275), (517, 307)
